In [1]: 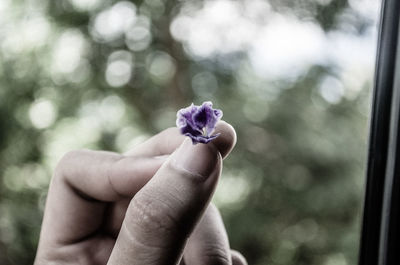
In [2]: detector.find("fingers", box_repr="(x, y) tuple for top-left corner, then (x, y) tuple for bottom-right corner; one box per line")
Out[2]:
(59, 121), (235, 202)
(183, 204), (231, 265)
(107, 123), (236, 265)
(39, 125), (186, 247)
(183, 204), (248, 265)
(37, 121), (236, 258)
(38, 150), (167, 246)
(57, 150), (168, 201)
(124, 127), (186, 157)
(126, 121), (236, 159)
(231, 250), (248, 265)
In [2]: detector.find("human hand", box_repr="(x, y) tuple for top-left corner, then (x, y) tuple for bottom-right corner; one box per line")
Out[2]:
(34, 121), (247, 265)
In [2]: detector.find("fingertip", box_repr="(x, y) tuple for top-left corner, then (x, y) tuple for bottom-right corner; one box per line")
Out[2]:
(213, 120), (237, 159)
(231, 250), (248, 265)
(171, 137), (221, 181)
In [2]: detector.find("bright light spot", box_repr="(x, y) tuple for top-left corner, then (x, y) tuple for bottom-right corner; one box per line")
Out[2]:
(146, 51), (176, 84)
(326, 30), (377, 97)
(92, 1), (137, 42)
(79, 95), (126, 131)
(170, 0), (378, 81)
(324, 253), (348, 265)
(170, 16), (191, 41)
(3, 166), (25, 192)
(29, 99), (57, 129)
(125, 15), (151, 51)
(125, 26), (152, 51)
(250, 14), (326, 79)
(282, 219), (319, 243)
(319, 76), (345, 104)
(99, 96), (126, 126)
(2, 16), (51, 54)
(214, 172), (250, 207)
(0, 0), (11, 23)
(170, 0), (259, 57)
(2, 30), (24, 56)
(44, 117), (102, 168)
(205, 0), (240, 25)
(3, 164), (49, 192)
(184, 24), (219, 57)
(105, 50), (133, 87)
(0, 0), (10, 12)
(52, 30), (87, 74)
(348, 0), (380, 19)
(242, 0), (271, 22)
(106, 61), (132, 87)
(22, 16), (51, 47)
(171, 1), (326, 79)
(69, 0), (101, 11)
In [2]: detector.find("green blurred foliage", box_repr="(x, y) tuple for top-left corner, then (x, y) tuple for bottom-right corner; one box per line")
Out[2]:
(0, 0), (379, 264)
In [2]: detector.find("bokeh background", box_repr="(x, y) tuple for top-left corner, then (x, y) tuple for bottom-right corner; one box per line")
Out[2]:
(0, 0), (380, 264)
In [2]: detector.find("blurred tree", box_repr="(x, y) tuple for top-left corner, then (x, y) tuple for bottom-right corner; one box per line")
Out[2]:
(0, 0), (378, 264)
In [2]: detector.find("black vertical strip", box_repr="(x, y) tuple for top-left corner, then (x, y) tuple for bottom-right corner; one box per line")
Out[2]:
(379, 8), (400, 265)
(359, 0), (400, 264)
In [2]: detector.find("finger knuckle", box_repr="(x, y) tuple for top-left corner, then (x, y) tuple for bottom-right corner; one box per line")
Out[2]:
(55, 150), (86, 177)
(202, 245), (231, 265)
(126, 192), (181, 241)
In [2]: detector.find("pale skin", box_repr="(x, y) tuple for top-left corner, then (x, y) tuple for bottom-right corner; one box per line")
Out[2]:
(35, 121), (247, 265)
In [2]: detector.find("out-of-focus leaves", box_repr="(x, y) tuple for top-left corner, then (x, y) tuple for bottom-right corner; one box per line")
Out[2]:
(0, 0), (379, 264)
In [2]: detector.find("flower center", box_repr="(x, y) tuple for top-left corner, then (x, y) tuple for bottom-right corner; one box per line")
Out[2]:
(202, 127), (208, 136)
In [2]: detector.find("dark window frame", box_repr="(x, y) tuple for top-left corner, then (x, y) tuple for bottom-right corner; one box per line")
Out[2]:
(359, 0), (400, 264)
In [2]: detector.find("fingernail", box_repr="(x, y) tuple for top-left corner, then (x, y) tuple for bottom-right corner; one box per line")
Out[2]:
(172, 138), (218, 179)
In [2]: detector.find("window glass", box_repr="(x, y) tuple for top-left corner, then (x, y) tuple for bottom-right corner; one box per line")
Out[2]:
(0, 0), (381, 264)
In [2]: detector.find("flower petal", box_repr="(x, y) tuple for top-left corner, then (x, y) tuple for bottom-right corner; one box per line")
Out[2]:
(176, 103), (198, 129)
(188, 133), (221, 144)
(193, 101), (214, 129)
(176, 101), (223, 144)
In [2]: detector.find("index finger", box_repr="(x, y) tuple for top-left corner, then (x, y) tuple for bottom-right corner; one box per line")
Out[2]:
(124, 127), (185, 157)
(127, 121), (236, 159)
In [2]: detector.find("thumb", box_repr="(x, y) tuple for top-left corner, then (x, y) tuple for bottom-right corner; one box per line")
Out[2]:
(107, 123), (235, 265)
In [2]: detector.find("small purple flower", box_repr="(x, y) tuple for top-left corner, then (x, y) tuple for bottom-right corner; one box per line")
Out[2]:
(176, 101), (223, 144)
